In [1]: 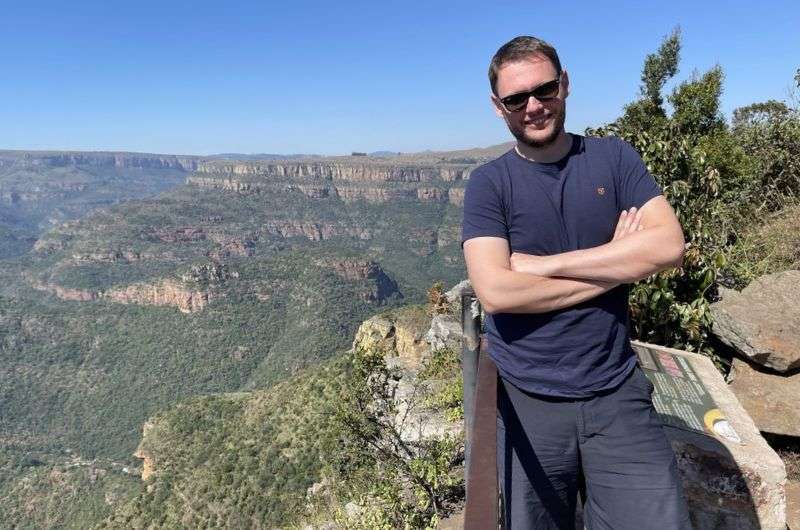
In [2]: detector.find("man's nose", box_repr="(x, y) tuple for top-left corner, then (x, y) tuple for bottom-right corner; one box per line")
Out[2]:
(524, 95), (545, 113)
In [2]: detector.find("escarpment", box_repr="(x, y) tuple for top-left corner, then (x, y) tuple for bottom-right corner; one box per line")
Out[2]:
(194, 159), (473, 182)
(29, 277), (214, 313)
(187, 158), (474, 205)
(187, 175), (466, 205)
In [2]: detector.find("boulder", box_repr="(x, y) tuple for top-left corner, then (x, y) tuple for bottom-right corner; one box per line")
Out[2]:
(728, 357), (800, 437)
(632, 341), (787, 530)
(711, 270), (800, 372)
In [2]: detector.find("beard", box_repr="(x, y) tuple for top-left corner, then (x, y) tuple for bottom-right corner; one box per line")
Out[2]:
(508, 105), (566, 149)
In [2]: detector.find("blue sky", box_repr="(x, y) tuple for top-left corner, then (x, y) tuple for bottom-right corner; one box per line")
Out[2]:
(2, 1), (798, 155)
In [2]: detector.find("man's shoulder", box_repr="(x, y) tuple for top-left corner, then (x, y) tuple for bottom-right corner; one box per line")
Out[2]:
(471, 149), (516, 177)
(579, 134), (627, 156)
(465, 150), (515, 192)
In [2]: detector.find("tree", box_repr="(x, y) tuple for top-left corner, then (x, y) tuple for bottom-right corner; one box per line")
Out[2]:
(617, 28), (681, 133)
(323, 345), (463, 529)
(588, 30), (740, 355)
(669, 65), (725, 136)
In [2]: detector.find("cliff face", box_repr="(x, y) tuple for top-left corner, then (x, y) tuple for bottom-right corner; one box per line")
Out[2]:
(186, 176), (466, 205)
(105, 279), (213, 313)
(186, 158), (473, 206)
(195, 160), (473, 182)
(29, 277), (213, 313)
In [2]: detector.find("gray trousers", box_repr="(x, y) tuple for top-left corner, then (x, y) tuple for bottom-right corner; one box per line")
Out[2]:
(497, 366), (693, 530)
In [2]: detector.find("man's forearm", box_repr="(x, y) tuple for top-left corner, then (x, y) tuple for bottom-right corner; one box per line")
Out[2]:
(476, 268), (617, 314)
(548, 225), (683, 283)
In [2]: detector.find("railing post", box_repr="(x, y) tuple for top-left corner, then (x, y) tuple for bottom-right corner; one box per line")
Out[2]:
(461, 288), (481, 477)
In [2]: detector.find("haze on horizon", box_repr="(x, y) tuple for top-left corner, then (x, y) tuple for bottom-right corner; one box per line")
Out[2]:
(3, 0), (798, 156)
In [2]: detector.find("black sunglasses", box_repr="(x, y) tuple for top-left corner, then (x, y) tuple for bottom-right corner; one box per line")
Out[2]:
(499, 75), (562, 112)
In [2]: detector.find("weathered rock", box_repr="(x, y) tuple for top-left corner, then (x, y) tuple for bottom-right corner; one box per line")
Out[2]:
(351, 315), (394, 353)
(711, 271), (800, 372)
(632, 341), (787, 530)
(425, 313), (462, 351)
(392, 366), (463, 444)
(445, 279), (472, 305)
(133, 421), (155, 481)
(728, 357), (800, 437)
(352, 307), (464, 445)
(105, 279), (212, 313)
(394, 317), (429, 370)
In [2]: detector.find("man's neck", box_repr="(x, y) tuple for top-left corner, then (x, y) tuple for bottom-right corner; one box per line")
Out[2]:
(515, 131), (572, 163)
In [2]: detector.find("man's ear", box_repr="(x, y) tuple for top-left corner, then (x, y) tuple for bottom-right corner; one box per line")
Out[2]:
(490, 94), (506, 118)
(561, 70), (570, 98)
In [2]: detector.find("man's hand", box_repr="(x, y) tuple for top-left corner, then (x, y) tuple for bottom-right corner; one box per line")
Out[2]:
(612, 207), (644, 241)
(510, 208), (643, 276)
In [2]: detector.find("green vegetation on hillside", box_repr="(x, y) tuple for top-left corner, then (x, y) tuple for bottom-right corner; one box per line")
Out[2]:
(0, 448), (140, 529)
(94, 304), (463, 530)
(0, 160), (189, 259)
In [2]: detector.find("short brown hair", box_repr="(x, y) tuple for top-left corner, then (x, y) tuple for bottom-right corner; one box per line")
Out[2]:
(488, 36), (562, 95)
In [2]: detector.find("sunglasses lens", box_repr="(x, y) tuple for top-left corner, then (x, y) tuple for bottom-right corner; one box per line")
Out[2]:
(502, 93), (529, 111)
(501, 77), (560, 111)
(533, 80), (560, 99)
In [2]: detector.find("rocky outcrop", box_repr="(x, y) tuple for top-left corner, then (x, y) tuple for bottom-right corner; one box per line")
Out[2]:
(425, 313), (462, 352)
(206, 235), (256, 259)
(30, 277), (212, 313)
(316, 258), (398, 302)
(105, 279), (212, 313)
(134, 421), (156, 481)
(261, 220), (372, 241)
(711, 270), (800, 372)
(728, 357), (800, 437)
(352, 308), (433, 372)
(71, 250), (148, 263)
(447, 187), (466, 207)
(186, 158), (475, 207)
(351, 306), (464, 446)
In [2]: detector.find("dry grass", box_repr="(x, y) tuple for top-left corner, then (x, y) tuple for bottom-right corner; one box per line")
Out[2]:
(726, 202), (800, 288)
(763, 433), (800, 480)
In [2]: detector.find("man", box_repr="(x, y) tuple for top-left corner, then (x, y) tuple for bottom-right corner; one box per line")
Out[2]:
(461, 36), (692, 529)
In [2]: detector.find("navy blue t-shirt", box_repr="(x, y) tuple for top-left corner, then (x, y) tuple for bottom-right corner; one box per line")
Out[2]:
(461, 134), (661, 397)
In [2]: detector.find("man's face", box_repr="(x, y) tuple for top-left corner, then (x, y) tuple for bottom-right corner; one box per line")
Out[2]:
(491, 55), (569, 149)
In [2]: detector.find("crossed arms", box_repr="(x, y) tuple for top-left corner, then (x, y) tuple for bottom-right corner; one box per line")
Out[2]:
(462, 195), (685, 314)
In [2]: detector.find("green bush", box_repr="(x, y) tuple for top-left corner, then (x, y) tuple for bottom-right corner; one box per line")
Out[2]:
(589, 30), (800, 363)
